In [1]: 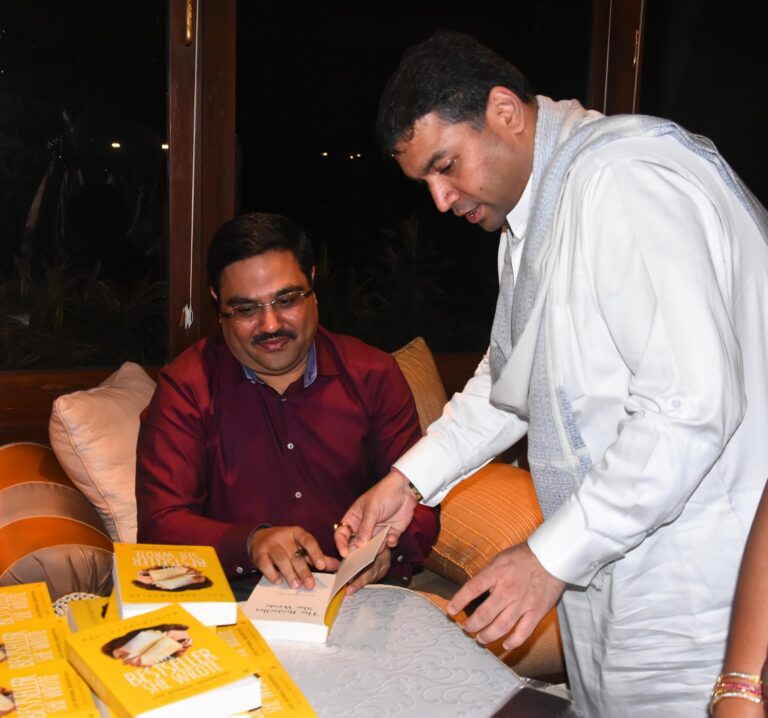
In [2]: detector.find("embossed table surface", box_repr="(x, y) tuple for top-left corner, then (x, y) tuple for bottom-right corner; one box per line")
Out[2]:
(266, 585), (524, 717)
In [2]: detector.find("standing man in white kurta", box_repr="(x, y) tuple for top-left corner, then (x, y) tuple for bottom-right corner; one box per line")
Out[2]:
(335, 31), (768, 716)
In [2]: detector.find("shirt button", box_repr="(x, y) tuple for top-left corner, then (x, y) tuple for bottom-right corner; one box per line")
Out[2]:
(295, 491), (302, 499)
(287, 442), (294, 450)
(235, 566), (244, 574)
(281, 397), (287, 402)
(396, 554), (404, 563)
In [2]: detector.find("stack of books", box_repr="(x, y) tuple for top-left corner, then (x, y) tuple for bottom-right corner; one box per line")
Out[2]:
(66, 542), (317, 718)
(0, 582), (100, 717)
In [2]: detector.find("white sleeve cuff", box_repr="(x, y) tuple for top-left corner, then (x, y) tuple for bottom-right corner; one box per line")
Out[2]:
(527, 496), (625, 587)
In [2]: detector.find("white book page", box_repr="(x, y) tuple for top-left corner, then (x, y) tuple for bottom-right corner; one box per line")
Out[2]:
(330, 525), (389, 596)
(244, 526), (390, 621)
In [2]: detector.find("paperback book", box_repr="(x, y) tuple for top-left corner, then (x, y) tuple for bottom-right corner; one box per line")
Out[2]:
(66, 604), (261, 718)
(112, 543), (236, 626)
(243, 527), (388, 643)
(0, 662), (100, 717)
(0, 590), (99, 718)
(67, 597), (112, 633)
(0, 582), (55, 627)
(0, 621), (68, 670)
(216, 610), (316, 717)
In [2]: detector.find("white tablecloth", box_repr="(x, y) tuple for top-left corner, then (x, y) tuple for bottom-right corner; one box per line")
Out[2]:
(267, 585), (525, 718)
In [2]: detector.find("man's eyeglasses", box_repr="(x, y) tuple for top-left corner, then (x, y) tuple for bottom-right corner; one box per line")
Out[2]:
(219, 288), (314, 322)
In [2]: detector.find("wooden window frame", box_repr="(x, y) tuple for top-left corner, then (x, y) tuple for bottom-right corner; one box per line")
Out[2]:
(0, 0), (236, 444)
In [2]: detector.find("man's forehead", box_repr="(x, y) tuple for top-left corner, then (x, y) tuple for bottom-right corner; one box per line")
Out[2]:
(219, 252), (307, 293)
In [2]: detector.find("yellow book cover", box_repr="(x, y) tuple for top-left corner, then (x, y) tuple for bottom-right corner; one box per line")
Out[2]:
(216, 610), (316, 717)
(66, 604), (261, 718)
(105, 591), (120, 623)
(112, 544), (236, 626)
(0, 621), (68, 671)
(0, 583), (55, 627)
(67, 597), (112, 633)
(242, 527), (387, 643)
(0, 661), (99, 717)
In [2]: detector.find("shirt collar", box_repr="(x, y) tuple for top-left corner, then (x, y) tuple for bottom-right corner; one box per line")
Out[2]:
(242, 342), (318, 388)
(505, 176), (532, 242)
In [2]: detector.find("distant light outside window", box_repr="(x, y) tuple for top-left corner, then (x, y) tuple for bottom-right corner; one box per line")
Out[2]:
(0, 1), (169, 370)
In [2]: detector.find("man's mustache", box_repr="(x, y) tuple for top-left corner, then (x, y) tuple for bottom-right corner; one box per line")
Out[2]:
(251, 329), (297, 345)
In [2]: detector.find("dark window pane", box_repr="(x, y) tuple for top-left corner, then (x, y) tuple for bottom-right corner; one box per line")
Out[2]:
(0, 0), (169, 369)
(641, 0), (768, 206)
(236, 1), (592, 352)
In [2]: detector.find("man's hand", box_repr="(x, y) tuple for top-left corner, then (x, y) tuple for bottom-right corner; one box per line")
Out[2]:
(448, 543), (566, 650)
(248, 526), (340, 590)
(345, 546), (392, 596)
(334, 470), (419, 557)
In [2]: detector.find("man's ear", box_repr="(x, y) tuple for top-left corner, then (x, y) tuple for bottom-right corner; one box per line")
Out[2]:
(209, 287), (222, 322)
(310, 267), (318, 303)
(485, 86), (527, 134)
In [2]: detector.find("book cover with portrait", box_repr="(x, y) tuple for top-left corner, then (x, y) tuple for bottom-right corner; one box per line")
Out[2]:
(66, 604), (261, 718)
(112, 544), (236, 626)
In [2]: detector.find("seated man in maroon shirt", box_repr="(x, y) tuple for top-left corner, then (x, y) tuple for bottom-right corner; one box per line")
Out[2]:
(136, 212), (438, 597)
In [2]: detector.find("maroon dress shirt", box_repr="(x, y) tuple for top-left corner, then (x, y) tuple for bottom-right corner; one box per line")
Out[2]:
(136, 326), (439, 581)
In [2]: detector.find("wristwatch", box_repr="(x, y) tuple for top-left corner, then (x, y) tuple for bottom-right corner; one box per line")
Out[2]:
(406, 479), (423, 503)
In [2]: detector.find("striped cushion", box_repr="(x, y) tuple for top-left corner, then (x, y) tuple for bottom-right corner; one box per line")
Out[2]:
(391, 337), (447, 433)
(0, 443), (114, 600)
(424, 462), (563, 677)
(423, 462), (544, 584)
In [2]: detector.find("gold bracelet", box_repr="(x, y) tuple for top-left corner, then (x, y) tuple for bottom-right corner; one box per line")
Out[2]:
(710, 673), (764, 715)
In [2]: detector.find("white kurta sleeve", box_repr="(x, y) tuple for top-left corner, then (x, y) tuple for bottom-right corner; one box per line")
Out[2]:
(528, 150), (746, 586)
(394, 349), (528, 505)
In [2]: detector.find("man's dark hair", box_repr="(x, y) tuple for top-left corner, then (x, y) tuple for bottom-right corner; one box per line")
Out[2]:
(377, 31), (534, 156)
(207, 212), (314, 297)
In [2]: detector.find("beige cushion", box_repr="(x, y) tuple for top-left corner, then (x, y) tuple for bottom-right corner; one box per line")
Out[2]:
(391, 336), (448, 433)
(49, 362), (156, 543)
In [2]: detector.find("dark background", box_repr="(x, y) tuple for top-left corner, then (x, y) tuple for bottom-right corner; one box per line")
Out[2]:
(2, 0), (767, 369)
(235, 1), (594, 352)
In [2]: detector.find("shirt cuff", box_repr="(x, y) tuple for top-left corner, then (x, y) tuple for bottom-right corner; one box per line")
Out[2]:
(393, 438), (465, 507)
(527, 496), (625, 587)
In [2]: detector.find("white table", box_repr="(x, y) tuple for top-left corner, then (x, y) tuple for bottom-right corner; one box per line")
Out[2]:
(267, 585), (526, 718)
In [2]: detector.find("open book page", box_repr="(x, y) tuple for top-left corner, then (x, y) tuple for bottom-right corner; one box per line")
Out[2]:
(243, 527), (390, 641)
(330, 525), (390, 594)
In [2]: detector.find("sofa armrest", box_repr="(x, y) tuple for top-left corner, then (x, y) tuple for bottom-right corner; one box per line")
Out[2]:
(0, 442), (114, 600)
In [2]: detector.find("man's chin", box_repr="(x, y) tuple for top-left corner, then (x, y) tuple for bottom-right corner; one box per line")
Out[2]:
(478, 215), (507, 232)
